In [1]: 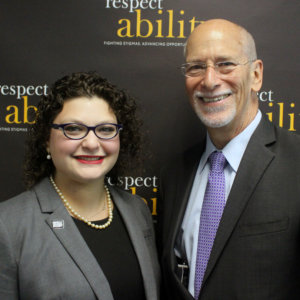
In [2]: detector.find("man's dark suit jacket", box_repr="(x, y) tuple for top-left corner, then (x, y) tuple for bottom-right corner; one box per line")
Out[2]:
(158, 116), (300, 300)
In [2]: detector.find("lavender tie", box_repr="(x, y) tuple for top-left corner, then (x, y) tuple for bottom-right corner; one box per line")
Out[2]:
(194, 151), (226, 299)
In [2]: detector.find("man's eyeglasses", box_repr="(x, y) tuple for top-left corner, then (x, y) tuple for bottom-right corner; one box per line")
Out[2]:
(181, 60), (256, 77)
(51, 123), (123, 140)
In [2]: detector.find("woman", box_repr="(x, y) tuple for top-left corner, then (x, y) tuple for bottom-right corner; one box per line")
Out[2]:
(0, 72), (160, 300)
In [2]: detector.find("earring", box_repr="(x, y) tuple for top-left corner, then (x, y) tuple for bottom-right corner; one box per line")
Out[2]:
(47, 154), (51, 160)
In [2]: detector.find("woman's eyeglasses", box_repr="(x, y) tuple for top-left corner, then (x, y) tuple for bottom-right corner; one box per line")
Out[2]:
(51, 123), (123, 140)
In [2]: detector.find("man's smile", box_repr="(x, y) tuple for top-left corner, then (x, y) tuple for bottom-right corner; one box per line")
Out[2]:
(194, 91), (232, 103)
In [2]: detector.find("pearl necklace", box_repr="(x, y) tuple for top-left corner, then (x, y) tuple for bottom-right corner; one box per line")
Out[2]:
(49, 176), (113, 229)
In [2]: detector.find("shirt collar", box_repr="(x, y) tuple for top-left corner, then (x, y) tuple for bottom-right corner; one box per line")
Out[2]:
(199, 110), (262, 172)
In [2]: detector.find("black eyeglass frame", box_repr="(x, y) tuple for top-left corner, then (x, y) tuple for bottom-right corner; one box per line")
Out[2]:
(51, 123), (123, 140)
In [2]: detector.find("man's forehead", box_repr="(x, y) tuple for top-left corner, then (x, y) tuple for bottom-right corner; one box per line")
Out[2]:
(186, 35), (245, 61)
(187, 20), (243, 46)
(190, 24), (243, 45)
(191, 19), (243, 37)
(204, 28), (225, 40)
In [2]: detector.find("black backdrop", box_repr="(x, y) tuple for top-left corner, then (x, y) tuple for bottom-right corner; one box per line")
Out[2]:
(1, 0), (299, 220)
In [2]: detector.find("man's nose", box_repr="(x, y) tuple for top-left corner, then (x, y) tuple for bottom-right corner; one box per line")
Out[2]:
(200, 65), (220, 90)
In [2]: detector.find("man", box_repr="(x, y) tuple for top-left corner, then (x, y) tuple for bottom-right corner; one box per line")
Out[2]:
(158, 19), (300, 299)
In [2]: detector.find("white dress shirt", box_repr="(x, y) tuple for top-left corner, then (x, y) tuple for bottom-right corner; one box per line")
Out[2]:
(176, 110), (262, 296)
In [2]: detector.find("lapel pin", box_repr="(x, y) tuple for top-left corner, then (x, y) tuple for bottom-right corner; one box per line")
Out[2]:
(52, 220), (64, 229)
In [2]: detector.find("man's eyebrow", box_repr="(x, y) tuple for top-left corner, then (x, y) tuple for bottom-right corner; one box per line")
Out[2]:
(187, 56), (235, 63)
(186, 60), (205, 63)
(215, 56), (234, 61)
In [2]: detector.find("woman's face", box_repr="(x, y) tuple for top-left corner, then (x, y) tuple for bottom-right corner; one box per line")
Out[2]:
(47, 96), (120, 185)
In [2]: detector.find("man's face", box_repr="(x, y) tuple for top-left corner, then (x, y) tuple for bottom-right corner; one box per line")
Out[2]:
(185, 22), (262, 132)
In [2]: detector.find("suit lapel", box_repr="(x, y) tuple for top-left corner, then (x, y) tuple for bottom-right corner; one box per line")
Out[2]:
(202, 117), (276, 287)
(35, 178), (114, 300)
(111, 188), (159, 300)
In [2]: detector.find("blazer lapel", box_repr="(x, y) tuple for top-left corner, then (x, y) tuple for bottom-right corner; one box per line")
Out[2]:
(110, 188), (159, 300)
(35, 178), (114, 300)
(202, 117), (277, 287)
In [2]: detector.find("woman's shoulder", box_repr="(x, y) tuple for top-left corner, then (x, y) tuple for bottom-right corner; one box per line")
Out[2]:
(0, 189), (38, 220)
(109, 185), (144, 204)
(109, 185), (150, 214)
(109, 185), (154, 229)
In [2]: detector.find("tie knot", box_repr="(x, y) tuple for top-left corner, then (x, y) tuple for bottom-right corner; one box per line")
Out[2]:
(209, 151), (226, 172)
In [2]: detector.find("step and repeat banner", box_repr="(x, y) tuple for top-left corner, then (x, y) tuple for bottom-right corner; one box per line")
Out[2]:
(1, 1), (299, 220)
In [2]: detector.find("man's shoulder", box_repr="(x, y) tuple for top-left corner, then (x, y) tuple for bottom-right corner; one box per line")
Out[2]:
(252, 117), (300, 163)
(161, 142), (205, 177)
(253, 115), (300, 148)
(272, 127), (300, 164)
(274, 125), (300, 143)
(267, 121), (300, 153)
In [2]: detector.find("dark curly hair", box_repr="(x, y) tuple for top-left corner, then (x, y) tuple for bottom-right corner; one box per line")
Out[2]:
(23, 71), (142, 189)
